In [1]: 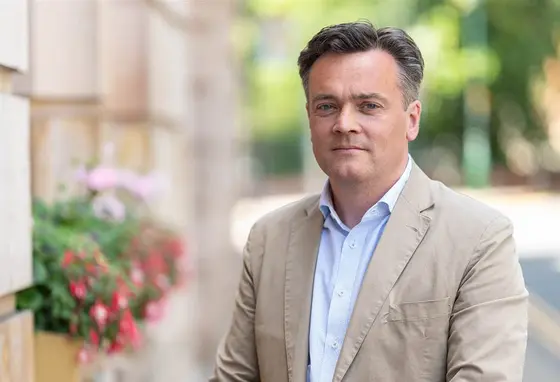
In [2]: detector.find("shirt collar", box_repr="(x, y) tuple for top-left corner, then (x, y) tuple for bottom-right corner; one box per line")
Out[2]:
(319, 154), (413, 225)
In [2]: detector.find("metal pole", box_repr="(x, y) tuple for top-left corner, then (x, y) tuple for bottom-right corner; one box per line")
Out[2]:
(462, 2), (492, 188)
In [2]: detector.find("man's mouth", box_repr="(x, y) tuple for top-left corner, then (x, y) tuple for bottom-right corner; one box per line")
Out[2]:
(333, 146), (365, 151)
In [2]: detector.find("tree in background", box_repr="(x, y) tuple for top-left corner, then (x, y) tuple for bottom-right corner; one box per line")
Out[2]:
(238, 0), (560, 188)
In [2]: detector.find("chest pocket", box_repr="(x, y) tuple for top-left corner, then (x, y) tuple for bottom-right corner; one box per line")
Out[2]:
(387, 297), (451, 322)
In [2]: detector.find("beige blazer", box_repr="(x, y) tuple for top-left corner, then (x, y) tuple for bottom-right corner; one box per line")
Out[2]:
(211, 163), (529, 382)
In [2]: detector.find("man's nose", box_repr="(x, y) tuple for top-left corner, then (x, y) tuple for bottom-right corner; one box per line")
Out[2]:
(333, 105), (360, 133)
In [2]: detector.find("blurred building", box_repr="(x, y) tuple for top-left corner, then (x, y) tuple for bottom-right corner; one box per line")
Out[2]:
(0, 0), (33, 379)
(6, 0), (240, 380)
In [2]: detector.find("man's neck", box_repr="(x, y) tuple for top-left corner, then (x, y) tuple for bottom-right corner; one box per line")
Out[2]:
(329, 159), (409, 228)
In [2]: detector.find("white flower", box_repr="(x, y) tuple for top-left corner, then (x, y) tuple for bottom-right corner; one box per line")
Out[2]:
(92, 194), (126, 222)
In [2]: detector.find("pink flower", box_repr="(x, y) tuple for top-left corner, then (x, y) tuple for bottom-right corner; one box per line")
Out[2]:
(117, 170), (139, 190)
(144, 300), (166, 323)
(111, 291), (128, 312)
(86, 166), (119, 191)
(130, 266), (145, 286)
(69, 281), (87, 300)
(125, 172), (168, 200)
(77, 347), (92, 364)
(90, 301), (109, 329)
(155, 274), (170, 291)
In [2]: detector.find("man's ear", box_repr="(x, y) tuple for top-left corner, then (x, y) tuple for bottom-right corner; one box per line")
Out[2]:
(406, 100), (421, 142)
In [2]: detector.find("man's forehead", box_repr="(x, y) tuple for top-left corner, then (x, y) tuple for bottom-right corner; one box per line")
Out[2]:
(308, 50), (400, 91)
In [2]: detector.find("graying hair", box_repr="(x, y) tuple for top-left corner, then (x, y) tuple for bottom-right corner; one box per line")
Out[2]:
(297, 20), (425, 107)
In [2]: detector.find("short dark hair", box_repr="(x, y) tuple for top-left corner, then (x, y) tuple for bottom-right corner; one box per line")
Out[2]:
(297, 20), (425, 106)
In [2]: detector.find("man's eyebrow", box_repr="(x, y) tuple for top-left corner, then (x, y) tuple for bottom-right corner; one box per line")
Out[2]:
(311, 92), (389, 103)
(352, 92), (389, 103)
(311, 93), (337, 102)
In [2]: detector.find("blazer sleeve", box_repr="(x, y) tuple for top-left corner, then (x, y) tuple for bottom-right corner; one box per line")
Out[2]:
(447, 215), (529, 382)
(209, 223), (263, 381)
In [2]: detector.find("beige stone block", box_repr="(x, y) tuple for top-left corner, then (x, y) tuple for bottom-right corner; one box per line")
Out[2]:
(99, 0), (148, 115)
(147, 0), (188, 125)
(0, 295), (15, 318)
(0, 311), (34, 382)
(0, 0), (29, 73)
(13, 0), (98, 98)
(31, 115), (100, 201)
(0, 69), (11, 93)
(150, 127), (189, 230)
(101, 122), (151, 172)
(0, 94), (32, 296)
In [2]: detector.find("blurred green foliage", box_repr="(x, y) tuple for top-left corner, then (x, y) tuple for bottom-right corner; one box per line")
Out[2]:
(18, 197), (138, 334)
(237, 0), (560, 179)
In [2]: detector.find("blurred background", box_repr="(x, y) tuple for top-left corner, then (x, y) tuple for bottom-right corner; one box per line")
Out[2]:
(0, 0), (559, 381)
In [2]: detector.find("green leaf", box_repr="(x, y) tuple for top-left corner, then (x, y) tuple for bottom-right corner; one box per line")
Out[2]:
(16, 288), (44, 311)
(33, 258), (49, 283)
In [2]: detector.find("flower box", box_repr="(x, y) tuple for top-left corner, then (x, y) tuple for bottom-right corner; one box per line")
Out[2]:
(16, 158), (188, 380)
(35, 331), (84, 382)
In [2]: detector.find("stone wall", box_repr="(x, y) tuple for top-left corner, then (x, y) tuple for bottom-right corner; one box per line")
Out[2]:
(0, 0), (34, 380)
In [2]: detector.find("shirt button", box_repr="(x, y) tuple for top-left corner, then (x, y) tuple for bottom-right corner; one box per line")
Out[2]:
(337, 290), (345, 297)
(349, 242), (356, 249)
(331, 340), (339, 349)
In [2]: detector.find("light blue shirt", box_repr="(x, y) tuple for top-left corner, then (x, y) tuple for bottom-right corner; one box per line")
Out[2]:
(308, 156), (412, 382)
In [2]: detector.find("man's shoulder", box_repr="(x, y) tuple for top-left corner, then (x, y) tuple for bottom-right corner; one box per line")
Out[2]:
(252, 193), (320, 231)
(430, 180), (511, 229)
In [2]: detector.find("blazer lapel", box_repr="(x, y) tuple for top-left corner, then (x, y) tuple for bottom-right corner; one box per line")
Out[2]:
(333, 164), (434, 382)
(284, 199), (324, 382)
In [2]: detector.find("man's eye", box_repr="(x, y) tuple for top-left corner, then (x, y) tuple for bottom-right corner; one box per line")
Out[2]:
(317, 104), (334, 111)
(362, 103), (379, 110)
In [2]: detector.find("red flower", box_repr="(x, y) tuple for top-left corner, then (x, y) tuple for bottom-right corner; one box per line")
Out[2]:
(89, 329), (100, 346)
(118, 310), (142, 349)
(107, 340), (125, 354)
(116, 277), (131, 295)
(119, 310), (135, 333)
(61, 251), (75, 268)
(111, 291), (128, 312)
(90, 301), (109, 329)
(85, 263), (97, 274)
(168, 238), (185, 259)
(145, 251), (167, 274)
(69, 281), (87, 300)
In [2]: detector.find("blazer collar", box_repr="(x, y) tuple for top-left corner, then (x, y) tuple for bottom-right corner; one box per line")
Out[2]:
(304, 160), (435, 217)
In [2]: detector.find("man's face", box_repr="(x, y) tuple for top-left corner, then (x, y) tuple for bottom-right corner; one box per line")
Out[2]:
(306, 49), (421, 185)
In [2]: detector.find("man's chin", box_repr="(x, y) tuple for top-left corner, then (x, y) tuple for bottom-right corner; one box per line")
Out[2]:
(329, 168), (368, 184)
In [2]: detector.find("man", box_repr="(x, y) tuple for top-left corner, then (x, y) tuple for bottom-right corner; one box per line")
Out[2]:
(211, 21), (528, 382)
